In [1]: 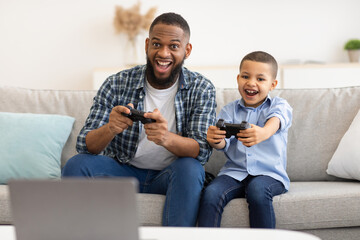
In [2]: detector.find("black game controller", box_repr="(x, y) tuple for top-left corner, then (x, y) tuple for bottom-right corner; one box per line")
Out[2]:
(216, 119), (251, 138)
(122, 106), (156, 124)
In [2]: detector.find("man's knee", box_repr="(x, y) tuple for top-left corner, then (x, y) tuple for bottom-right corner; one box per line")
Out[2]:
(166, 157), (204, 188)
(62, 154), (104, 177)
(172, 157), (204, 178)
(62, 154), (85, 176)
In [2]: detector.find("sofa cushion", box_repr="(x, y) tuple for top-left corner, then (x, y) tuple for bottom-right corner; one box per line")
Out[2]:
(274, 87), (360, 181)
(221, 181), (360, 230)
(0, 186), (11, 224)
(327, 109), (360, 181)
(0, 112), (74, 184)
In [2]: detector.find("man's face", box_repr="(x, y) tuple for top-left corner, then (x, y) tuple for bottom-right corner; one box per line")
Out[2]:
(145, 23), (192, 89)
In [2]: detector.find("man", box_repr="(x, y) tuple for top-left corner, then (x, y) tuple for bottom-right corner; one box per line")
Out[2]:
(62, 12), (216, 226)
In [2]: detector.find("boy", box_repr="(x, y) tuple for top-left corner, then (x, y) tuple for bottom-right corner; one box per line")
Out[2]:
(198, 51), (292, 228)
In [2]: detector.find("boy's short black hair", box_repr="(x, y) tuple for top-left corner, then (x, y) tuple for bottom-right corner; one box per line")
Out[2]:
(240, 51), (278, 79)
(149, 12), (190, 38)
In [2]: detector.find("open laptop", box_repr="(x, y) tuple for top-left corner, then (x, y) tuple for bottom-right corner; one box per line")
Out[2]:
(8, 178), (140, 240)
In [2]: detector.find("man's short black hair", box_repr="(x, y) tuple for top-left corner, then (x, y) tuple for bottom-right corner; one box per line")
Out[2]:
(240, 51), (278, 79)
(149, 12), (190, 38)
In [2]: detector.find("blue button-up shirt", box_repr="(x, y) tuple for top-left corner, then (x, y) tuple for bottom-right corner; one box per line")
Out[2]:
(76, 65), (217, 166)
(218, 96), (292, 190)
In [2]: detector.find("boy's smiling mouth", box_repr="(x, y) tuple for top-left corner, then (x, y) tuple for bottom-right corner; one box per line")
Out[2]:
(245, 89), (259, 96)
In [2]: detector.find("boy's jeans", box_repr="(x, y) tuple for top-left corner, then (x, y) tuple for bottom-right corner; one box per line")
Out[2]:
(198, 174), (286, 228)
(62, 154), (204, 227)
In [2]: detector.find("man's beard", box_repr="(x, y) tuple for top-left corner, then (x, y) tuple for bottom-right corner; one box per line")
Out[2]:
(146, 56), (185, 89)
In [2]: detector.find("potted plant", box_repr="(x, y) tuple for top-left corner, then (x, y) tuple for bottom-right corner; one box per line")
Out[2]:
(344, 39), (360, 62)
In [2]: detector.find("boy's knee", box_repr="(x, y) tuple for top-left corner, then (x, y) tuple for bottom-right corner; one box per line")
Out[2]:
(246, 183), (271, 205)
(202, 183), (223, 202)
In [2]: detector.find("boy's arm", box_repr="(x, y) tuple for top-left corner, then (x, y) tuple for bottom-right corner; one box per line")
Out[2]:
(237, 117), (280, 147)
(207, 125), (226, 150)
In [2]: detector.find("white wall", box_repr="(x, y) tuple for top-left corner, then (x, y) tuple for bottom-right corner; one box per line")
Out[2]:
(1, 0), (360, 90)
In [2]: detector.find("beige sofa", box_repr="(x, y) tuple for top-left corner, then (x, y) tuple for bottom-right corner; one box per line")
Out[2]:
(1, 85), (360, 240)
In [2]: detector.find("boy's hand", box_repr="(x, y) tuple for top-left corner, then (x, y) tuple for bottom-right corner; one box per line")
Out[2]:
(236, 124), (269, 147)
(237, 117), (280, 147)
(207, 125), (226, 149)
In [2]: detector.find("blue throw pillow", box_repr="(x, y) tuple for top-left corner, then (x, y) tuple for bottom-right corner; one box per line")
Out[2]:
(0, 112), (75, 184)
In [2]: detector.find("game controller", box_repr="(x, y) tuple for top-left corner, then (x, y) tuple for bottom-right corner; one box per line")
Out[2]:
(216, 118), (251, 138)
(122, 106), (156, 124)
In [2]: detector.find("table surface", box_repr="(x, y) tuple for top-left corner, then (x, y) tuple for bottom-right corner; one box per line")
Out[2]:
(0, 225), (321, 240)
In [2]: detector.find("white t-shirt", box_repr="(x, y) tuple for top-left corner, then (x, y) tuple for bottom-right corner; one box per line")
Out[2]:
(131, 79), (178, 170)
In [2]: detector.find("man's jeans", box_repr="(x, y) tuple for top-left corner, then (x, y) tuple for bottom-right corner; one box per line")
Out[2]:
(198, 174), (286, 228)
(62, 154), (205, 227)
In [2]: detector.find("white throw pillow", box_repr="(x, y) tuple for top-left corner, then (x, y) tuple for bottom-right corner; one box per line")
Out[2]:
(327, 109), (360, 180)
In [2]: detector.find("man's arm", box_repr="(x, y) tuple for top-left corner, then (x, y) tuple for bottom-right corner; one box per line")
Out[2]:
(144, 109), (200, 158)
(85, 105), (133, 154)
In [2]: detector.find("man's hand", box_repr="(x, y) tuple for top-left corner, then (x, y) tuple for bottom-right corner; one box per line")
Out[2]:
(237, 117), (280, 147)
(143, 109), (169, 146)
(107, 104), (134, 136)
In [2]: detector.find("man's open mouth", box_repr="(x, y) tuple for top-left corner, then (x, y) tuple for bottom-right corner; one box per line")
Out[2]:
(156, 60), (172, 70)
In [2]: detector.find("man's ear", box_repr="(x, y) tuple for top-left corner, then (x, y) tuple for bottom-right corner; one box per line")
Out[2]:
(185, 43), (192, 59)
(145, 38), (149, 53)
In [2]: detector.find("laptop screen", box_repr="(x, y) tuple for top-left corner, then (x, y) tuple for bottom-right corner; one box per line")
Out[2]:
(9, 178), (140, 240)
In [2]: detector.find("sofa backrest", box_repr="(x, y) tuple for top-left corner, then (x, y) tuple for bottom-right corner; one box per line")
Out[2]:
(0, 86), (96, 167)
(1, 85), (360, 181)
(209, 86), (360, 181)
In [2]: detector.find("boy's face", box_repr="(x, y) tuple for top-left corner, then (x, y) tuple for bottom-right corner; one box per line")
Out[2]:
(237, 60), (278, 108)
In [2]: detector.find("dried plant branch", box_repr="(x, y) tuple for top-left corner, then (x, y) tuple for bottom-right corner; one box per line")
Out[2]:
(113, 2), (157, 42)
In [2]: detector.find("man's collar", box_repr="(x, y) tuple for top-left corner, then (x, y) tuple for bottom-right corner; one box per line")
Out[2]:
(178, 68), (187, 89)
(136, 65), (147, 90)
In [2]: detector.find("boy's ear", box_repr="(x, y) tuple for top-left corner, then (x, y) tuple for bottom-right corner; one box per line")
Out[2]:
(270, 79), (278, 91)
(237, 74), (241, 84)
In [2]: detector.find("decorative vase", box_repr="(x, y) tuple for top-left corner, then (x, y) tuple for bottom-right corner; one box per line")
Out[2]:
(123, 34), (146, 67)
(347, 50), (360, 63)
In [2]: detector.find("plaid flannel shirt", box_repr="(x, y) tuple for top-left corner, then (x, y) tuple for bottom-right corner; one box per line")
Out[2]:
(76, 65), (217, 165)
